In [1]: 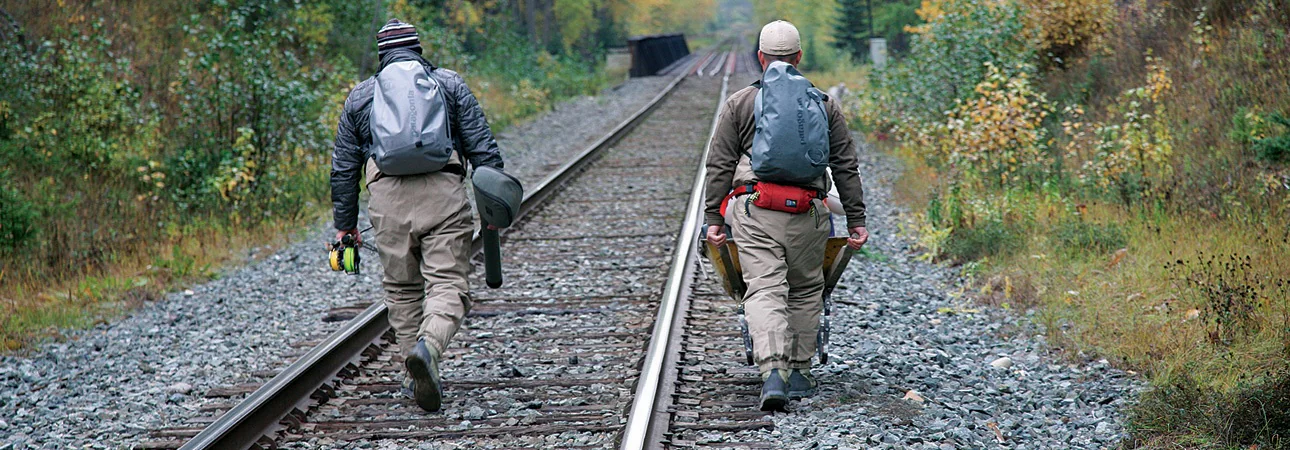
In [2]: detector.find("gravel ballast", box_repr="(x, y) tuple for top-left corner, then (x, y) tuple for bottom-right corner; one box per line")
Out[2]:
(716, 143), (1142, 449)
(1, 74), (1139, 449)
(0, 76), (672, 450)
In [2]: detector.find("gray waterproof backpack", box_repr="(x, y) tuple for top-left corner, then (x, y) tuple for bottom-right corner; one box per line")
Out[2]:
(751, 60), (830, 185)
(370, 61), (454, 176)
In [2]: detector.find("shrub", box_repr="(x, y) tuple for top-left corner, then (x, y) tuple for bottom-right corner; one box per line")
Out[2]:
(1017, 0), (1115, 66)
(166, 0), (347, 220)
(878, 0), (1036, 124)
(917, 62), (1054, 188)
(1231, 111), (1290, 164)
(1053, 220), (1126, 255)
(1226, 373), (1290, 448)
(1129, 370), (1290, 449)
(1075, 55), (1175, 207)
(1165, 251), (1290, 346)
(0, 175), (38, 254)
(944, 219), (1024, 263)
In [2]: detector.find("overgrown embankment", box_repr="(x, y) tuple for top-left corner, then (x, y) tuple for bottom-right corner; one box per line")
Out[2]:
(853, 0), (1290, 447)
(0, 0), (717, 351)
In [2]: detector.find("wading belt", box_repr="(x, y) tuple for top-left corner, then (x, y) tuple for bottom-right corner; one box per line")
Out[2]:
(720, 184), (757, 218)
(369, 163), (467, 184)
(721, 182), (825, 217)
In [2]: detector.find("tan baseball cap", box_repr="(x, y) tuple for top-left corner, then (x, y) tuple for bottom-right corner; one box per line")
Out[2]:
(759, 20), (801, 56)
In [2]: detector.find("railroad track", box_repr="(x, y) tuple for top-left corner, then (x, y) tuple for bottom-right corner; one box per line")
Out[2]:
(146, 42), (775, 450)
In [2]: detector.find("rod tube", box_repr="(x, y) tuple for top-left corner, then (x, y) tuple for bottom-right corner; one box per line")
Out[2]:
(482, 227), (502, 288)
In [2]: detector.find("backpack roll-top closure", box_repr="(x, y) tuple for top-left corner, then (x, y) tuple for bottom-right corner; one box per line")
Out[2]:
(370, 56), (454, 176)
(750, 61), (830, 186)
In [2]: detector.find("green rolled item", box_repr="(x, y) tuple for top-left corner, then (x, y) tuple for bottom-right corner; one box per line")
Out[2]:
(472, 166), (523, 289)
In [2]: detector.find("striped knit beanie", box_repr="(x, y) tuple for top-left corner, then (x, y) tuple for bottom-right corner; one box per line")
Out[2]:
(377, 19), (421, 57)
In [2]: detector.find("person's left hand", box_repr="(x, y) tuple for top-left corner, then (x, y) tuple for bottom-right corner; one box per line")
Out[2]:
(847, 226), (869, 250)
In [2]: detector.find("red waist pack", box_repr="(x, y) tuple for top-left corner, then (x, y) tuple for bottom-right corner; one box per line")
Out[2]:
(751, 182), (822, 214)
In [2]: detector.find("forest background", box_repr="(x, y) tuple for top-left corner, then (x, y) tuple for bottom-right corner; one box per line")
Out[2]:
(0, 0), (724, 349)
(1, 0), (1288, 447)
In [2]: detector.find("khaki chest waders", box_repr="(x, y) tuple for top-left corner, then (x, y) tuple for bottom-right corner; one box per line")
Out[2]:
(703, 237), (854, 365)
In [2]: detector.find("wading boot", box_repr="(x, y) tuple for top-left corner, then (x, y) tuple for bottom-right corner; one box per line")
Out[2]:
(405, 338), (443, 412)
(787, 368), (818, 399)
(759, 369), (790, 411)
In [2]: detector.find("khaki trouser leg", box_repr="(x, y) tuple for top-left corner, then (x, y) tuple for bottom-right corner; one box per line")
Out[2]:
(367, 165), (474, 357)
(415, 205), (474, 355)
(784, 212), (827, 369)
(729, 199), (828, 374)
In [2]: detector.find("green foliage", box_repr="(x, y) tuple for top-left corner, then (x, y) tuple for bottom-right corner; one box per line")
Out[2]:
(1231, 109), (1290, 164)
(0, 19), (163, 258)
(386, 0), (607, 130)
(752, 0), (851, 71)
(320, 1), (383, 74)
(4, 22), (159, 177)
(1130, 369), (1290, 449)
(465, 17), (602, 100)
(0, 174), (38, 253)
(832, 0), (872, 62)
(1052, 220), (1126, 255)
(876, 0), (1035, 123)
(871, 0), (920, 54)
(1073, 57), (1175, 207)
(0, 0), (632, 350)
(832, 0), (922, 60)
(0, 0), (352, 283)
(166, 0), (345, 219)
(851, 0), (1290, 446)
(944, 219), (1023, 263)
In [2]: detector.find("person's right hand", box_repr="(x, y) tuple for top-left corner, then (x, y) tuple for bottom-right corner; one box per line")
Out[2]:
(336, 228), (362, 246)
(706, 225), (727, 247)
(847, 226), (869, 250)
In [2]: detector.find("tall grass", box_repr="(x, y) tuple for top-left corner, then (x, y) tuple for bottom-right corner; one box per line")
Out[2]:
(850, 0), (1290, 446)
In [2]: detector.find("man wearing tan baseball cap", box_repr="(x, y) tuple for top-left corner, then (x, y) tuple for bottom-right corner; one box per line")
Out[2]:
(704, 19), (869, 411)
(758, 19), (803, 57)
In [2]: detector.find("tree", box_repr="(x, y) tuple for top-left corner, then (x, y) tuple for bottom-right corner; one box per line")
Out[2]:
(833, 0), (870, 62)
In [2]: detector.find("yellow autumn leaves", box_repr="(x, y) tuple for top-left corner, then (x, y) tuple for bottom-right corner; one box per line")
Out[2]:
(911, 0), (1116, 59)
(1073, 57), (1174, 199)
(931, 62), (1051, 188)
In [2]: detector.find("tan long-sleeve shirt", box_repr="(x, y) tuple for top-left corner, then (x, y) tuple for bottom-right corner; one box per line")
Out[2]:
(703, 84), (866, 228)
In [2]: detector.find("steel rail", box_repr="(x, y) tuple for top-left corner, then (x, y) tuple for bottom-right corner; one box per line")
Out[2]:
(704, 51), (728, 77)
(178, 49), (716, 450)
(620, 44), (735, 450)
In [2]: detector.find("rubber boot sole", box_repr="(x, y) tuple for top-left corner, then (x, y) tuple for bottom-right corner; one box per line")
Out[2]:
(405, 352), (442, 412)
(759, 392), (789, 411)
(788, 387), (817, 399)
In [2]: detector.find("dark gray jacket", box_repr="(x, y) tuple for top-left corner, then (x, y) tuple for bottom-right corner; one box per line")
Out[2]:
(331, 49), (504, 231)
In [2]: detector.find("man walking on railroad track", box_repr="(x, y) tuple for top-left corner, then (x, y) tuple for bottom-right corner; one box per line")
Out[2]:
(331, 19), (505, 413)
(703, 20), (869, 411)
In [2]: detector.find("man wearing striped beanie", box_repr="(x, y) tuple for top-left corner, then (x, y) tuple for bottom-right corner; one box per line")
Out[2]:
(376, 19), (422, 57)
(331, 18), (506, 413)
